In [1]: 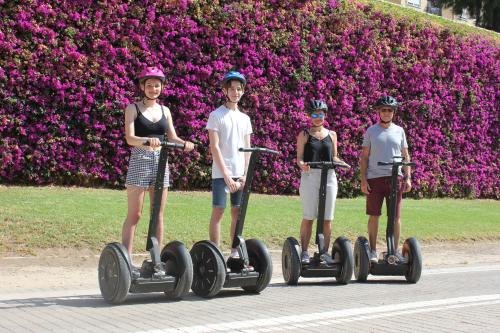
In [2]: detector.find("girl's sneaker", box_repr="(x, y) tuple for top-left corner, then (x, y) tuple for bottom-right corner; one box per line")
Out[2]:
(301, 251), (310, 264)
(370, 250), (378, 263)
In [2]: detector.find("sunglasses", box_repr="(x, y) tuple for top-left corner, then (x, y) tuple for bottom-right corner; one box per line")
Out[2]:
(311, 113), (325, 119)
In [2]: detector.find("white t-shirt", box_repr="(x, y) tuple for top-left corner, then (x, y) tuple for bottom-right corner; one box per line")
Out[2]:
(206, 105), (253, 179)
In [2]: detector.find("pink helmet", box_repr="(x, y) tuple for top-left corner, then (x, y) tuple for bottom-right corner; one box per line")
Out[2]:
(137, 66), (166, 84)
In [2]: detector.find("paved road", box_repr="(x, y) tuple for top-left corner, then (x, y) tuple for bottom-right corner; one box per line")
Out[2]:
(1, 254), (499, 332)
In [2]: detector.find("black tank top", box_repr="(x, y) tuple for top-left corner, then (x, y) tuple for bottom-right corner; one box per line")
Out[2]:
(303, 130), (333, 167)
(133, 103), (168, 140)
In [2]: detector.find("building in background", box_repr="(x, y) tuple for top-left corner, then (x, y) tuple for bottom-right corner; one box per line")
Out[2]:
(386, 0), (476, 26)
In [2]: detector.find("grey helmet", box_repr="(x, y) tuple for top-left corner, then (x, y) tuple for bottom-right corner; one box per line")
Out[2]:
(307, 99), (328, 114)
(374, 96), (398, 108)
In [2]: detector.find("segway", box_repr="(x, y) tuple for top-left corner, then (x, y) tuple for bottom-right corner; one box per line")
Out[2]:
(98, 140), (193, 304)
(354, 156), (422, 283)
(190, 147), (278, 298)
(282, 161), (354, 285)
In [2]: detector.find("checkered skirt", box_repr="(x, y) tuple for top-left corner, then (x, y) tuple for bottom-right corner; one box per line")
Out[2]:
(125, 147), (169, 188)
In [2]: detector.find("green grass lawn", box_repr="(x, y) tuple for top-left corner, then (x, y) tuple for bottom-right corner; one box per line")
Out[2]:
(0, 186), (499, 255)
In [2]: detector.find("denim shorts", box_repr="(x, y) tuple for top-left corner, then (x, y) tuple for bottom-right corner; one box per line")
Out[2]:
(125, 147), (169, 188)
(212, 178), (243, 209)
(299, 169), (338, 220)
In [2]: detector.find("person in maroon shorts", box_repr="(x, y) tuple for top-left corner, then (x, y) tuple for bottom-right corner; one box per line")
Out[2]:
(359, 96), (412, 263)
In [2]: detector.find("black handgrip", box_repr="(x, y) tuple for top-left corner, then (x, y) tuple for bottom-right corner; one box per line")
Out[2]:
(307, 161), (351, 169)
(378, 161), (416, 167)
(239, 147), (279, 155)
(143, 141), (184, 149)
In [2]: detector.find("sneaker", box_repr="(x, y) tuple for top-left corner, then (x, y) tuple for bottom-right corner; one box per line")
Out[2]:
(395, 251), (408, 264)
(244, 264), (255, 272)
(369, 250), (378, 263)
(229, 248), (240, 259)
(131, 265), (141, 279)
(301, 251), (310, 264)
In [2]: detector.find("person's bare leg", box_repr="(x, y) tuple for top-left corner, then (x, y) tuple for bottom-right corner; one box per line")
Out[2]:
(368, 215), (379, 251)
(394, 217), (401, 252)
(300, 219), (314, 251)
(149, 187), (168, 248)
(209, 208), (225, 246)
(122, 186), (146, 256)
(323, 220), (332, 250)
(229, 207), (240, 247)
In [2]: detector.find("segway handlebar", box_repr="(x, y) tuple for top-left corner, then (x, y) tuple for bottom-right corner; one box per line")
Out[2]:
(239, 147), (279, 155)
(377, 161), (416, 167)
(307, 161), (351, 169)
(143, 141), (185, 149)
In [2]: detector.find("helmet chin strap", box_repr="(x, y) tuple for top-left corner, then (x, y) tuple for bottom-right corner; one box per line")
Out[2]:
(380, 119), (392, 124)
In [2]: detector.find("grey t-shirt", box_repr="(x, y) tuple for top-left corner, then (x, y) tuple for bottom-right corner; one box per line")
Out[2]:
(362, 123), (408, 179)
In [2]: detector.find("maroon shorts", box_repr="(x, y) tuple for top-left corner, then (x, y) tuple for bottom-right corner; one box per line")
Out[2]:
(366, 176), (404, 218)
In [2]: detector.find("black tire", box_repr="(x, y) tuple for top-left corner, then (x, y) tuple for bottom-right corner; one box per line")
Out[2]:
(332, 236), (354, 284)
(190, 241), (225, 298)
(98, 243), (131, 304)
(354, 236), (370, 282)
(161, 241), (193, 299)
(242, 239), (273, 293)
(403, 237), (422, 283)
(281, 237), (301, 285)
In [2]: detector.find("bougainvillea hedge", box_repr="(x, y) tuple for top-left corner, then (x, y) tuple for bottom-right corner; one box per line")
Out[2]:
(0, 0), (498, 198)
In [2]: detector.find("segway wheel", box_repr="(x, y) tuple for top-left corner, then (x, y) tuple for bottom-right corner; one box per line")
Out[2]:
(281, 237), (301, 285)
(190, 241), (225, 298)
(161, 241), (193, 299)
(242, 239), (273, 293)
(98, 243), (131, 304)
(403, 237), (422, 283)
(354, 236), (370, 282)
(332, 236), (354, 284)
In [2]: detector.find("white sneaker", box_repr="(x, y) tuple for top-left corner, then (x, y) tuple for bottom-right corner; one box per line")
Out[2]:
(229, 248), (240, 259)
(301, 251), (310, 264)
(395, 251), (407, 264)
(369, 250), (378, 263)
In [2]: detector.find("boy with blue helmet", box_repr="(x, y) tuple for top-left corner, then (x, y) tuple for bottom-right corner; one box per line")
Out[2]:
(206, 71), (252, 260)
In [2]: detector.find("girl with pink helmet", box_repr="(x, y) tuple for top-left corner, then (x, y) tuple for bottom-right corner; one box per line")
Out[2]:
(122, 66), (194, 271)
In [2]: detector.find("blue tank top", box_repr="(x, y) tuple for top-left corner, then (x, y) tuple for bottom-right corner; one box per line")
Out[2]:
(303, 130), (333, 168)
(133, 103), (168, 140)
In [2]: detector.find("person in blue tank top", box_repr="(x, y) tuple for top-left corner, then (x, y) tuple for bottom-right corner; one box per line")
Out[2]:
(296, 99), (346, 264)
(122, 67), (194, 266)
(360, 96), (412, 264)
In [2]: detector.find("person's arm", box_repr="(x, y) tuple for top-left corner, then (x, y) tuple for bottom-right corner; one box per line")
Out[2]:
(124, 104), (160, 148)
(360, 146), (371, 195)
(239, 133), (251, 186)
(164, 107), (194, 151)
(296, 131), (310, 172)
(402, 147), (412, 193)
(329, 130), (342, 163)
(208, 129), (238, 192)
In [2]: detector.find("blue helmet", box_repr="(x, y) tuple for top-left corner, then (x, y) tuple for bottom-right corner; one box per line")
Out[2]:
(374, 96), (398, 108)
(222, 71), (246, 86)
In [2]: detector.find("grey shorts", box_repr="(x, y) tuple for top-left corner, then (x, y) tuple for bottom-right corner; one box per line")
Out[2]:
(299, 169), (338, 220)
(125, 147), (169, 188)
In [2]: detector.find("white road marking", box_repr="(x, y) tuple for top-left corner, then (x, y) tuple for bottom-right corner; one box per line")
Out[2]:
(134, 294), (500, 333)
